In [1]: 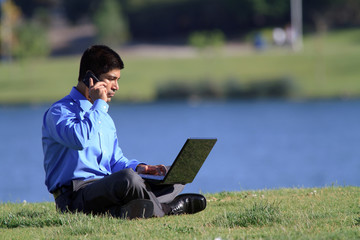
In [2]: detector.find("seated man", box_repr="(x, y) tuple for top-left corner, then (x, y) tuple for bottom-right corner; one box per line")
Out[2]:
(42, 45), (206, 219)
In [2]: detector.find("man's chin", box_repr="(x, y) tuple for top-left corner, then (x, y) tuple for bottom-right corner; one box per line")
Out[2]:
(107, 94), (115, 102)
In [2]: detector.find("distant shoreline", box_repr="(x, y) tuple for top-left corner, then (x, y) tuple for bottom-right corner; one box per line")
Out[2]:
(2, 29), (360, 104)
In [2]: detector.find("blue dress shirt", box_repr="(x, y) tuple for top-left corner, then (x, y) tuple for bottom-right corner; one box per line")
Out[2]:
(42, 87), (141, 192)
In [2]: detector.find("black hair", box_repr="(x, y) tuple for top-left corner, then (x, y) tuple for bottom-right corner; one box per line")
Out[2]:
(78, 45), (124, 81)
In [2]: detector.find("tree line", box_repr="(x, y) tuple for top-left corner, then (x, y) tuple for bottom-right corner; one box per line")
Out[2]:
(1, 0), (360, 60)
(10, 0), (360, 41)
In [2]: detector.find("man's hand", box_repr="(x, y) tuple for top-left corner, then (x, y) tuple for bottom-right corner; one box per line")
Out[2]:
(88, 77), (107, 102)
(136, 164), (167, 176)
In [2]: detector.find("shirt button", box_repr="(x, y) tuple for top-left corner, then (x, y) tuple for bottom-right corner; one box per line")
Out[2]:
(98, 121), (101, 124)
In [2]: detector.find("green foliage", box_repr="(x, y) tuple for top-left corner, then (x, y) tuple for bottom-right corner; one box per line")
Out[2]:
(225, 77), (296, 99)
(212, 200), (282, 228)
(156, 77), (295, 101)
(156, 81), (192, 100)
(93, 0), (130, 46)
(156, 79), (222, 100)
(252, 0), (289, 17)
(188, 32), (207, 50)
(12, 21), (50, 59)
(188, 30), (225, 50)
(11, 0), (360, 42)
(62, 0), (96, 23)
(111, 0), (289, 40)
(355, 217), (360, 226)
(12, 0), (54, 18)
(32, 7), (52, 27)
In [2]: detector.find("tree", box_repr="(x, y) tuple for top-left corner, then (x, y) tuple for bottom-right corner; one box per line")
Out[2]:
(303, 0), (360, 32)
(12, 0), (54, 18)
(93, 0), (130, 46)
(12, 20), (51, 59)
(1, 0), (21, 61)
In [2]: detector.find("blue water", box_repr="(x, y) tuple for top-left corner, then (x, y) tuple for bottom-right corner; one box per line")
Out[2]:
(0, 100), (359, 203)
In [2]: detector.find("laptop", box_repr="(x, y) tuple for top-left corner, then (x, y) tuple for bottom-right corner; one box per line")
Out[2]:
(139, 138), (217, 184)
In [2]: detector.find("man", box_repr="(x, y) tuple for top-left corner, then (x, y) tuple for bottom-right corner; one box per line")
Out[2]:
(42, 45), (206, 219)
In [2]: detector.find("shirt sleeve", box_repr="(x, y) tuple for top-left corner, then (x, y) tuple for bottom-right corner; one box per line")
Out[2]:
(44, 99), (109, 150)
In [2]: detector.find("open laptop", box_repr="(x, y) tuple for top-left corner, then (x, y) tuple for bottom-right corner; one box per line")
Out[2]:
(139, 138), (217, 184)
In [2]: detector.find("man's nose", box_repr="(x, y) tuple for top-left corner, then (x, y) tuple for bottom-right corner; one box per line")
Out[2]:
(113, 81), (119, 90)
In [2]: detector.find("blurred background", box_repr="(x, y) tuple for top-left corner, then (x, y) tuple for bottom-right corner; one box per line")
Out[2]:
(0, 0), (359, 202)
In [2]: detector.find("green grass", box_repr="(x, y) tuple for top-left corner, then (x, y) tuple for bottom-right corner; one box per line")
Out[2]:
(1, 186), (359, 239)
(1, 28), (360, 104)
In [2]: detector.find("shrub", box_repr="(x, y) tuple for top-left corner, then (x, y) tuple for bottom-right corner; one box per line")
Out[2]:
(224, 77), (296, 99)
(12, 21), (50, 59)
(93, 0), (130, 46)
(156, 81), (193, 100)
(188, 30), (225, 51)
(156, 79), (222, 100)
(156, 77), (296, 101)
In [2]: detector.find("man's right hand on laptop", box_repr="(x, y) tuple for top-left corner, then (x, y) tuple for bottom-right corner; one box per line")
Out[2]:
(136, 164), (167, 176)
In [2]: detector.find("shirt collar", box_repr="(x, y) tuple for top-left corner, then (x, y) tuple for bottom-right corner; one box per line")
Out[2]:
(69, 87), (92, 112)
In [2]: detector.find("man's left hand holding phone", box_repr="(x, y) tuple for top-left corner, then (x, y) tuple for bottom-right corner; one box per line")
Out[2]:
(83, 71), (108, 103)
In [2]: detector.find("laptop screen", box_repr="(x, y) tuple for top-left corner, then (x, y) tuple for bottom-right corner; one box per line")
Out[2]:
(163, 138), (217, 184)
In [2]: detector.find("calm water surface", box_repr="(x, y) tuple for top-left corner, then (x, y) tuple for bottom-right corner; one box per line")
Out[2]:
(0, 100), (359, 202)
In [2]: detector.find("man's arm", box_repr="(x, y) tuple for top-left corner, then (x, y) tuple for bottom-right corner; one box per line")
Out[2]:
(44, 101), (108, 150)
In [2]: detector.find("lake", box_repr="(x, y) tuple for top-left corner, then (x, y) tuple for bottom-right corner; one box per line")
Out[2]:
(0, 100), (359, 203)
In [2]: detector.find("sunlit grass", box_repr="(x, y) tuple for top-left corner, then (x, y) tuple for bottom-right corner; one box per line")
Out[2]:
(211, 200), (282, 228)
(0, 186), (359, 239)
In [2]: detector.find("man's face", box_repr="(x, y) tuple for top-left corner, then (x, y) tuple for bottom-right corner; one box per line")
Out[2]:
(98, 68), (121, 102)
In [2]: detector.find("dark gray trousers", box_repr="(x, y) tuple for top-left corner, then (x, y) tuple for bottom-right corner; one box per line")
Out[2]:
(55, 168), (184, 217)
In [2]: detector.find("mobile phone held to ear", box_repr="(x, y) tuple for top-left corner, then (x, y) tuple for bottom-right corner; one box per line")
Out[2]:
(82, 71), (100, 88)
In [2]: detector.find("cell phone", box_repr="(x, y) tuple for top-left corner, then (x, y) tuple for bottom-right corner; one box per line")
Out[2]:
(82, 71), (100, 88)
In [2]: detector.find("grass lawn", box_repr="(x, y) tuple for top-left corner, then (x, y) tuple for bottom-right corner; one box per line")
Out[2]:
(1, 28), (360, 104)
(0, 186), (359, 239)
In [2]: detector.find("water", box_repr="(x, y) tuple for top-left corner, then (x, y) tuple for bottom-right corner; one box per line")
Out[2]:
(1, 100), (359, 203)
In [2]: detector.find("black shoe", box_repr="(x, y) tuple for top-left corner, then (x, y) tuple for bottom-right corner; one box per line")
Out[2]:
(168, 194), (206, 215)
(118, 199), (154, 219)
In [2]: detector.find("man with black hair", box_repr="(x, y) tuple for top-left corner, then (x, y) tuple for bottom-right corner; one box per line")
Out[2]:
(42, 45), (206, 219)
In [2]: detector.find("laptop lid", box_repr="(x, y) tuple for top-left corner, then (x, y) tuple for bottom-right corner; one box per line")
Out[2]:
(140, 138), (217, 184)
